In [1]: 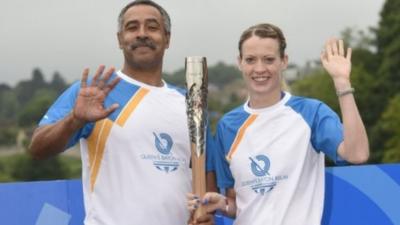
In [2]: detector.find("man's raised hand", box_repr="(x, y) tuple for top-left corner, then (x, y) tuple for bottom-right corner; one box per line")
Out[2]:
(72, 65), (121, 126)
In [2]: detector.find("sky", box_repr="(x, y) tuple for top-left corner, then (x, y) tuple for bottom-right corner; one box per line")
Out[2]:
(0, 0), (385, 86)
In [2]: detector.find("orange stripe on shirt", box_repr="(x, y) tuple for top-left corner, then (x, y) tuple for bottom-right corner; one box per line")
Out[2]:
(226, 114), (258, 161)
(116, 88), (149, 127)
(87, 118), (113, 192)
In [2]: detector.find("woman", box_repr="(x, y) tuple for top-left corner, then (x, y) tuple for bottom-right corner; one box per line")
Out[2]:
(188, 23), (369, 225)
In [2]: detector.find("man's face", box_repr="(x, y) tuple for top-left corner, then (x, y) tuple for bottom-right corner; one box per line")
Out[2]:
(117, 5), (170, 70)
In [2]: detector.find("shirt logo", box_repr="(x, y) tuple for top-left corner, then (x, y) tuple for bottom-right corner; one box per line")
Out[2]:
(154, 132), (173, 155)
(241, 154), (288, 195)
(250, 155), (270, 177)
(140, 132), (186, 173)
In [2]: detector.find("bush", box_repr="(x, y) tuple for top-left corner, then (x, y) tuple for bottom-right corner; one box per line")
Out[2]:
(0, 153), (81, 182)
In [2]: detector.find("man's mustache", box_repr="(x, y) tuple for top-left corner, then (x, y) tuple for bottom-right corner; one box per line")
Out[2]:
(129, 38), (156, 50)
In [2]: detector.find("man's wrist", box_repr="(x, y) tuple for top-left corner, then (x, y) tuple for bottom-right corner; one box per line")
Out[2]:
(225, 197), (229, 214)
(221, 196), (230, 214)
(69, 112), (86, 129)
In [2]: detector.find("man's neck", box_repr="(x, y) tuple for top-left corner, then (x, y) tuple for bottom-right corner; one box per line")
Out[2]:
(122, 65), (163, 87)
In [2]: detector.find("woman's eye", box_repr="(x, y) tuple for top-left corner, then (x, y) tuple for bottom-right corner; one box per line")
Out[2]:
(245, 58), (255, 64)
(264, 57), (275, 64)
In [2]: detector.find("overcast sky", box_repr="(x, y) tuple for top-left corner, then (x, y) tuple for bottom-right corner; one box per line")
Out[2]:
(0, 0), (385, 86)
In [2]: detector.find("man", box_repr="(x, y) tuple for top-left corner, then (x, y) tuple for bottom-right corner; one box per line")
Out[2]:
(29, 1), (214, 224)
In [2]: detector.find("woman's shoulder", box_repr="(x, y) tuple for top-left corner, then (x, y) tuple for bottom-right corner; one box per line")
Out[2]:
(286, 94), (326, 109)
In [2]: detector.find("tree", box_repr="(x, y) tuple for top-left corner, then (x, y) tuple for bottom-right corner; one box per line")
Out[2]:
(379, 95), (400, 163)
(15, 68), (46, 105)
(163, 61), (242, 88)
(369, 0), (400, 158)
(0, 90), (19, 124)
(374, 0), (400, 113)
(50, 71), (68, 93)
(291, 69), (339, 113)
(0, 83), (11, 93)
(11, 154), (70, 181)
(0, 126), (18, 146)
(208, 62), (242, 88)
(0, 154), (81, 182)
(17, 89), (57, 127)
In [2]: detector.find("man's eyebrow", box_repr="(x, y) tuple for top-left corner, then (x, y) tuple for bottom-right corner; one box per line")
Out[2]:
(145, 18), (161, 25)
(124, 20), (139, 27)
(124, 18), (160, 27)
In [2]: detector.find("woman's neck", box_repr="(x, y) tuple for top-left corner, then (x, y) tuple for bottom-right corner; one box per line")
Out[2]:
(248, 90), (282, 109)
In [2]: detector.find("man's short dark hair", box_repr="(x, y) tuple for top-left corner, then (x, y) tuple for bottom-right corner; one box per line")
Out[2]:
(118, 0), (171, 34)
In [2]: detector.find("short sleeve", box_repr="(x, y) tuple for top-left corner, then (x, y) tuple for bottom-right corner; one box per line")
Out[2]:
(311, 103), (346, 165)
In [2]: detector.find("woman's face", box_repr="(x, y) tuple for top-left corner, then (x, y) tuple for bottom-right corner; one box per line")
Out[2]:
(238, 36), (288, 98)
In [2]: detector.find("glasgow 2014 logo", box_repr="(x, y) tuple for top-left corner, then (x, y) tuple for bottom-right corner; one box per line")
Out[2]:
(250, 155), (270, 177)
(152, 132), (180, 173)
(240, 154), (288, 195)
(154, 132), (173, 155)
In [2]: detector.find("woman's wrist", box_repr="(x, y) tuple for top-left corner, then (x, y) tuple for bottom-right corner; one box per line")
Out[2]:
(336, 87), (354, 97)
(333, 78), (351, 90)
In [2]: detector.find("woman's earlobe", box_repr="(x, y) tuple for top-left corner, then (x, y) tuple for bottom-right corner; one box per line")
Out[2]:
(237, 56), (242, 70)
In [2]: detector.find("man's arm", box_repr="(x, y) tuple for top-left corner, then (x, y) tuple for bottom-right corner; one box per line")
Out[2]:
(206, 171), (218, 192)
(29, 113), (85, 159)
(321, 38), (369, 164)
(28, 65), (120, 159)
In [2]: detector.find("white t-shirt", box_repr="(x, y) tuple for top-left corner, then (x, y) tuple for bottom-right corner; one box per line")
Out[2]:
(214, 92), (345, 225)
(40, 70), (212, 225)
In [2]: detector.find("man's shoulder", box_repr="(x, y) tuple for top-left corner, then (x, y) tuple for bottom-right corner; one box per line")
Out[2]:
(165, 83), (186, 96)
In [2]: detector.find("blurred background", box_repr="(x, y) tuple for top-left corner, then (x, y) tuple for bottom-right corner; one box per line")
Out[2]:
(0, 0), (399, 182)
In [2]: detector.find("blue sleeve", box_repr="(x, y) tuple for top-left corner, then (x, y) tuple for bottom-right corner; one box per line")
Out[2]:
(38, 81), (94, 149)
(312, 102), (346, 165)
(214, 121), (235, 189)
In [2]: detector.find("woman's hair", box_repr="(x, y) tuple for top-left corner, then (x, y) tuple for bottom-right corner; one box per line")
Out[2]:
(238, 23), (286, 58)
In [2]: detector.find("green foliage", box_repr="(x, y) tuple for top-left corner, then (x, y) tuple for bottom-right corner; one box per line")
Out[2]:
(17, 89), (57, 127)
(348, 66), (376, 125)
(0, 127), (18, 146)
(208, 62), (242, 88)
(15, 68), (47, 105)
(368, 0), (400, 159)
(50, 72), (68, 93)
(0, 90), (19, 124)
(0, 68), (68, 130)
(379, 95), (400, 163)
(347, 65), (384, 163)
(376, 0), (400, 100)
(164, 61), (242, 88)
(163, 68), (185, 87)
(0, 153), (81, 182)
(290, 69), (339, 113)
(376, 0), (400, 56)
